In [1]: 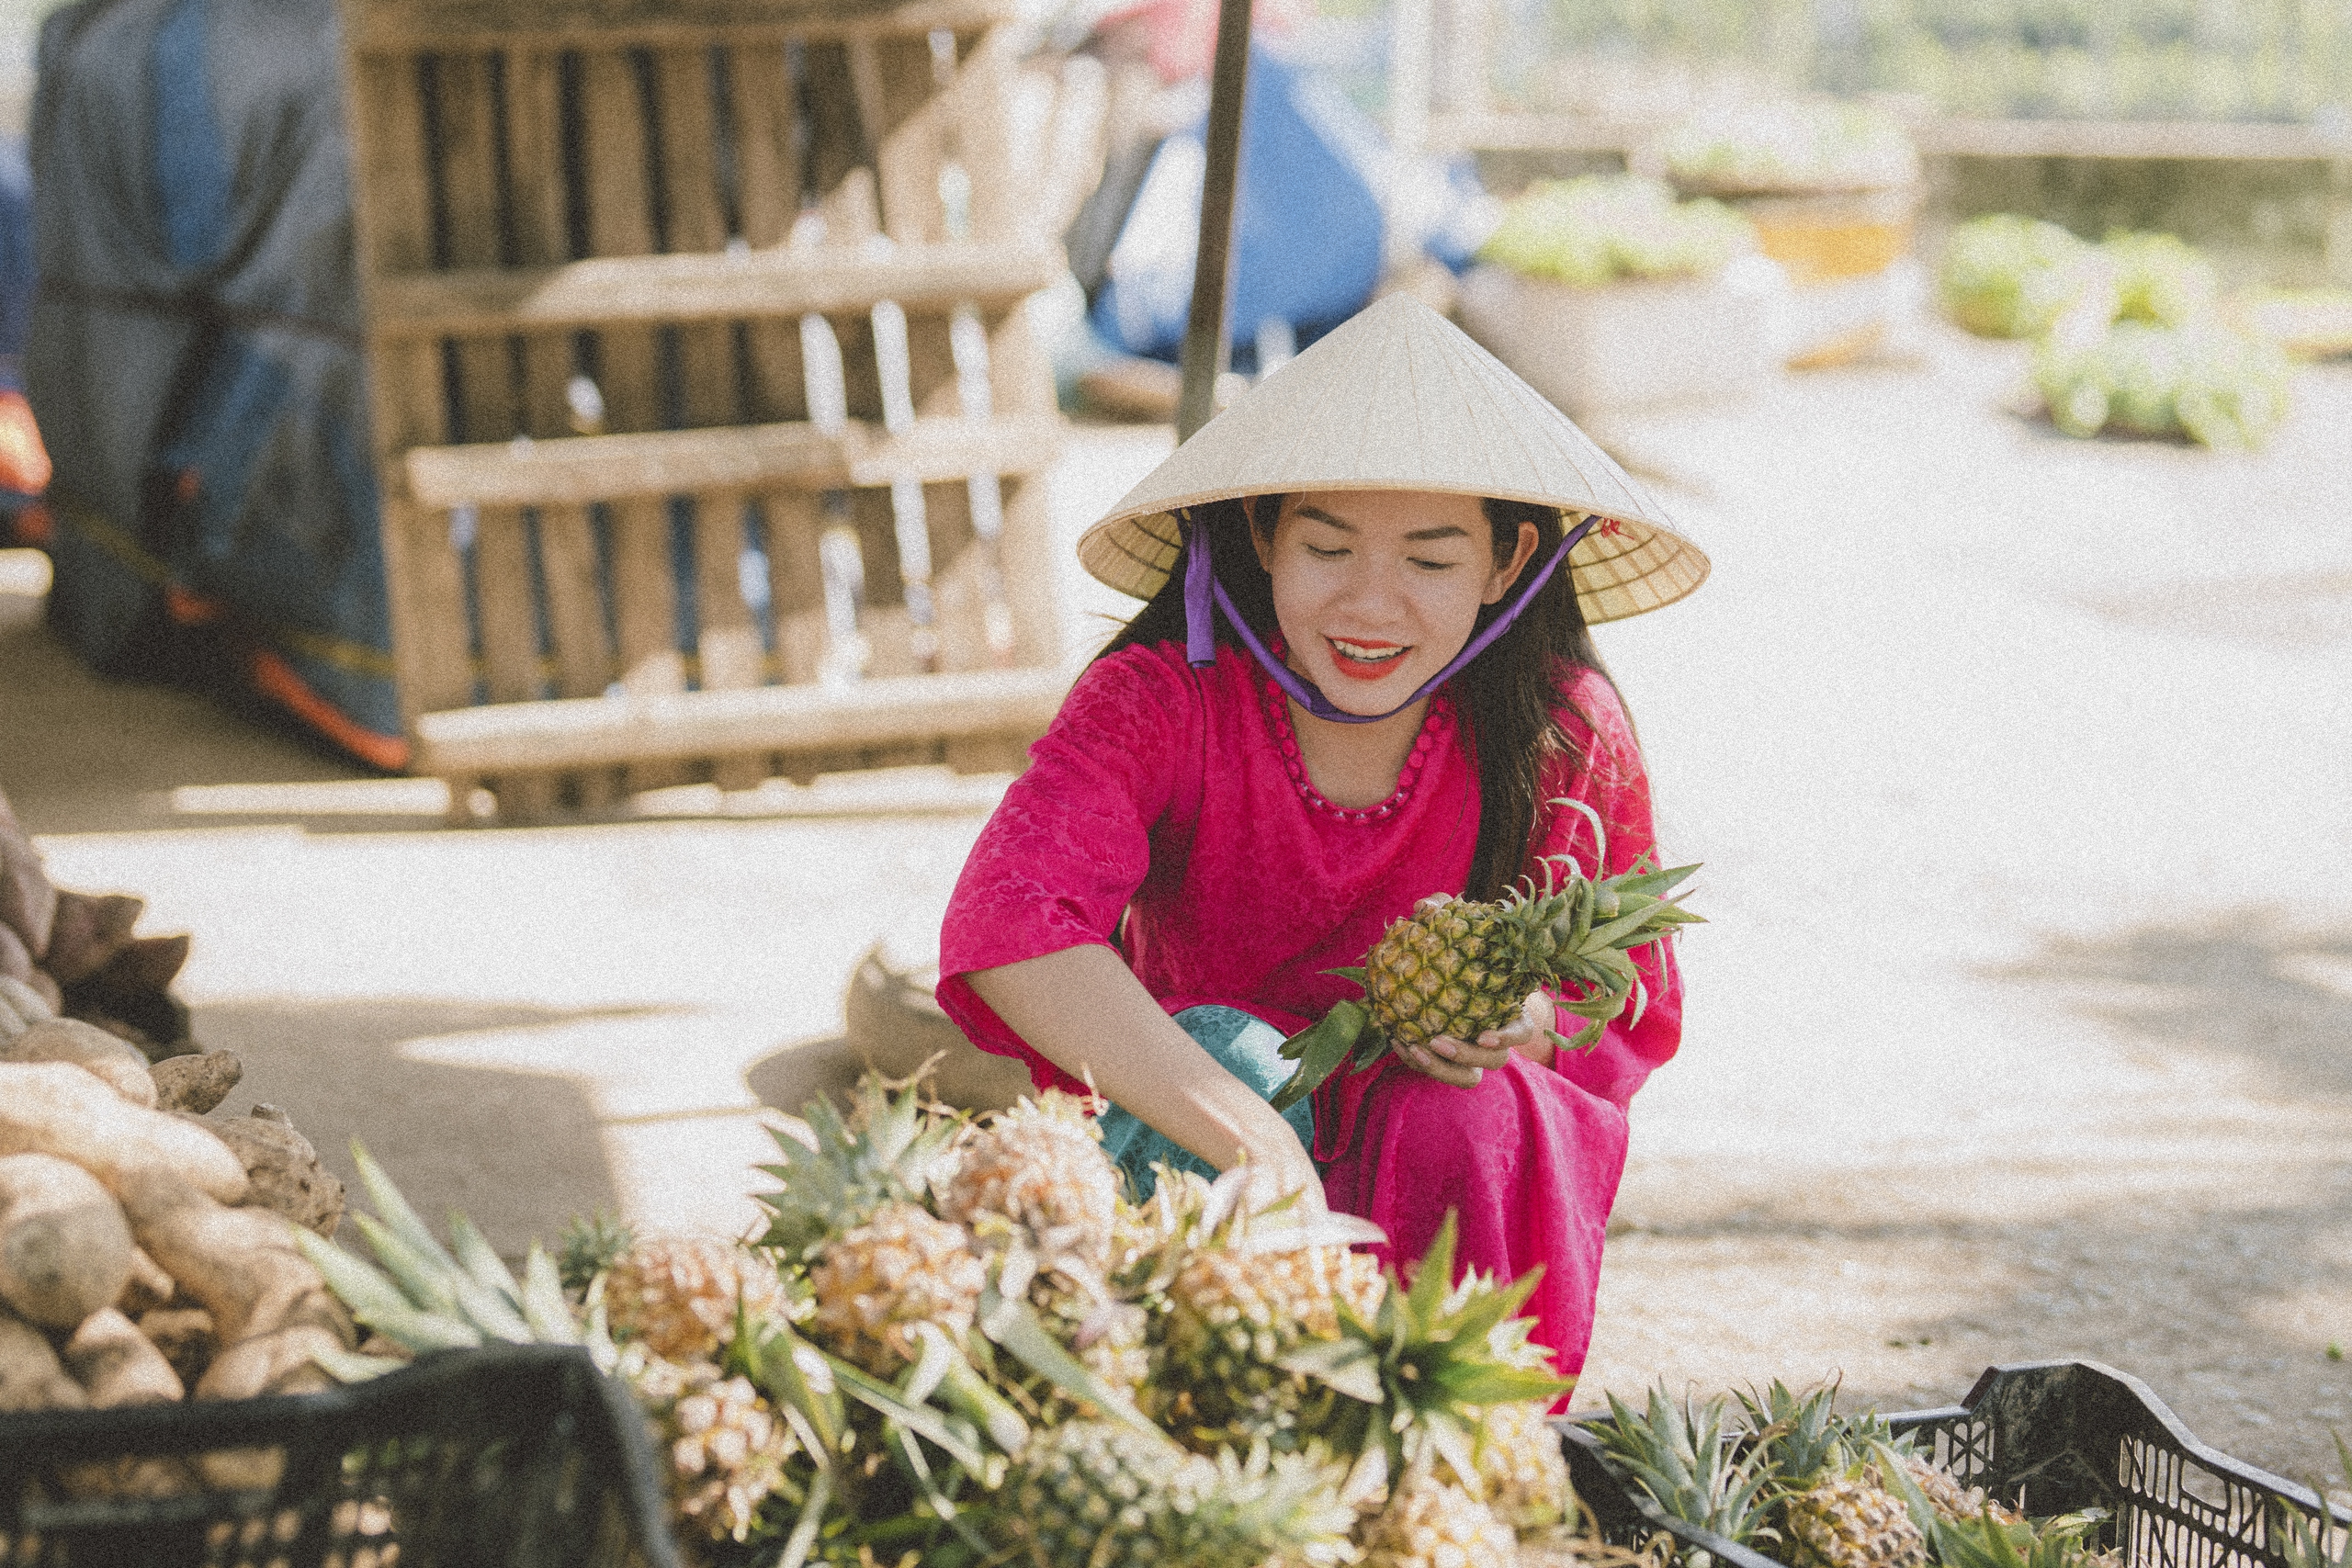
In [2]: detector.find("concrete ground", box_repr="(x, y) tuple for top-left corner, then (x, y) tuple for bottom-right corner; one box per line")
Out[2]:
(5, 329), (2351, 1483)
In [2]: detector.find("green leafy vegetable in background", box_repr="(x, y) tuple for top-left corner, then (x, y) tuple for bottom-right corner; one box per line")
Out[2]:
(1479, 175), (1754, 287)
(2032, 320), (2292, 449)
(1649, 98), (1921, 194)
(1937, 215), (2110, 339)
(2103, 231), (2220, 327)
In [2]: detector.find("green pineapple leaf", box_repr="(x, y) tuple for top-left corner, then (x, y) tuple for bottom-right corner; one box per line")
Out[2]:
(1295, 1213), (1572, 1479)
(823, 1350), (991, 1472)
(518, 1244), (582, 1345)
(2276, 1432), (2352, 1568)
(742, 1314), (846, 1471)
(295, 1227), (486, 1356)
(349, 1141), (467, 1281)
(311, 1345), (410, 1382)
(1595, 1382), (1775, 1546)
(445, 1212), (525, 1308)
(1404, 1213), (1461, 1322)
(1271, 1000), (1369, 1111)
(755, 1076), (962, 1263)
(1277, 1335), (1385, 1404)
(977, 1285), (1164, 1440)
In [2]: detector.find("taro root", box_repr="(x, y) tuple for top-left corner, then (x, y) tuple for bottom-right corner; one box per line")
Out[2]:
(2, 1018), (158, 1108)
(119, 1244), (175, 1315)
(138, 1306), (218, 1387)
(0, 1306), (87, 1411)
(116, 1169), (352, 1402)
(63, 1306), (184, 1406)
(0, 1062), (248, 1204)
(153, 1050), (243, 1115)
(0, 1152), (136, 1329)
(202, 1111), (344, 1239)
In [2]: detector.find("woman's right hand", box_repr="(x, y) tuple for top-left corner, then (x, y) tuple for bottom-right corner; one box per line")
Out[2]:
(1236, 1143), (1328, 1215)
(967, 947), (1324, 1201)
(1399, 1030), (1512, 1089)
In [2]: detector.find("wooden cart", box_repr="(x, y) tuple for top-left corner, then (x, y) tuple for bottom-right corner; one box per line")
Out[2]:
(340, 0), (1069, 817)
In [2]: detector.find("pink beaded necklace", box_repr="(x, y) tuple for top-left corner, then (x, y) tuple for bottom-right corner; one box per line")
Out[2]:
(1258, 641), (1453, 824)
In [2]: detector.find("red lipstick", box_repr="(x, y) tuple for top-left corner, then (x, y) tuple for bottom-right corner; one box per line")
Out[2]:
(1323, 636), (1409, 682)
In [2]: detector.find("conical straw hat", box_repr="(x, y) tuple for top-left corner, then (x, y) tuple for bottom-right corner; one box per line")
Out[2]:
(1079, 293), (1709, 625)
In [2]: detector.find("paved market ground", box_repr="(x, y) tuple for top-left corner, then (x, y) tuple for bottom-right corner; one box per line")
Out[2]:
(6, 327), (2351, 1483)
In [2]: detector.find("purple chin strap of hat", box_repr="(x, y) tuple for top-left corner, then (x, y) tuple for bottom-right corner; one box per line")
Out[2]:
(1182, 511), (1600, 724)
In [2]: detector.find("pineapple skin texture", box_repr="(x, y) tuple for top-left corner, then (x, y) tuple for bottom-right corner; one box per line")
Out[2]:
(603, 1235), (788, 1363)
(1898, 1455), (2020, 1526)
(1004, 1420), (1338, 1568)
(1359, 1471), (1521, 1568)
(1152, 1244), (1386, 1451)
(627, 1355), (793, 1547)
(806, 1200), (986, 1375)
(1784, 1475), (1930, 1568)
(937, 1093), (1120, 1276)
(1365, 897), (1533, 1051)
(1461, 1400), (1574, 1536)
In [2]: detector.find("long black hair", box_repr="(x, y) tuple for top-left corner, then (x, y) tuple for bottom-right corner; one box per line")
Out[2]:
(1099, 493), (1617, 899)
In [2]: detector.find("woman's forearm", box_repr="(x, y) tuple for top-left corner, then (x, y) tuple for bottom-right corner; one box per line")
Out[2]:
(965, 946), (1320, 1196)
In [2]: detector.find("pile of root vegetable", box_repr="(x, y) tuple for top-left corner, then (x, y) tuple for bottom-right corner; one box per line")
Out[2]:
(0, 792), (356, 1492)
(1, 792), (199, 1056)
(303, 1076), (1624, 1568)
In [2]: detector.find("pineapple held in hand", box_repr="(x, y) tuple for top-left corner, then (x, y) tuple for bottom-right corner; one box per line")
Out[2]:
(1273, 807), (1700, 1111)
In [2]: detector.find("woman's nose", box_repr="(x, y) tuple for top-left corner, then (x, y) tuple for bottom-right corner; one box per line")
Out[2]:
(1332, 559), (1406, 619)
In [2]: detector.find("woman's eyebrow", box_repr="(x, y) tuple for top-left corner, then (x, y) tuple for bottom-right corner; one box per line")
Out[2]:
(1295, 505), (1469, 544)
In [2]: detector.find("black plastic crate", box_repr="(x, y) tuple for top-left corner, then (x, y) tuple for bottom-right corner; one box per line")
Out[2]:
(1562, 1359), (2352, 1568)
(0, 1344), (681, 1568)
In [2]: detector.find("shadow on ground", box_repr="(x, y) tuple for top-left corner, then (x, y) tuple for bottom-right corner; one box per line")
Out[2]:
(1601, 1151), (2352, 1481)
(2, 581), (370, 837)
(2081, 568), (2352, 652)
(1992, 911), (2352, 1101)
(1592, 909), (2352, 1480)
(743, 1032), (865, 1124)
(194, 996), (629, 1256)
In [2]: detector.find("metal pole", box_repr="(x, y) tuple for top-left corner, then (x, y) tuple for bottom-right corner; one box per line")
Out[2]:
(1175, 0), (1255, 441)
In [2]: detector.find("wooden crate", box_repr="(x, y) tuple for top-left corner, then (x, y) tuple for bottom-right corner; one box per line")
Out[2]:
(339, 0), (1069, 816)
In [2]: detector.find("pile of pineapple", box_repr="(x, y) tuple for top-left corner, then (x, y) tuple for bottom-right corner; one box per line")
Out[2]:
(1590, 1379), (2120, 1568)
(306, 1078), (1631, 1568)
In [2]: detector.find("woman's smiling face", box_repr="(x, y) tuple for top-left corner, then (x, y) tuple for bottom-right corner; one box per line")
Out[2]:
(1253, 490), (1538, 717)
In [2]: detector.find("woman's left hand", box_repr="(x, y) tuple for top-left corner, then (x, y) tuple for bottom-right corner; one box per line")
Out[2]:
(1402, 992), (1558, 1086)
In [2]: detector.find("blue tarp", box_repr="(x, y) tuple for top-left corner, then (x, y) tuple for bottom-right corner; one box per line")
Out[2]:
(1089, 43), (1494, 367)
(27, 0), (400, 765)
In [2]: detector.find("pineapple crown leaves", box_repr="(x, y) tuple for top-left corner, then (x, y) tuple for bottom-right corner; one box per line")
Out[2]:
(1117, 1164), (1386, 1296)
(557, 1209), (636, 1294)
(738, 1313), (1008, 1567)
(1280, 1213), (1571, 1480)
(754, 1075), (965, 1265)
(1592, 1382), (1777, 1546)
(1931, 1506), (2111, 1568)
(2276, 1434), (2352, 1568)
(977, 1269), (1168, 1443)
(297, 1141), (593, 1373)
(1273, 806), (1702, 1110)
(1181, 1442), (1363, 1568)
(1527, 794), (1704, 971)
(1736, 1378), (1907, 1493)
